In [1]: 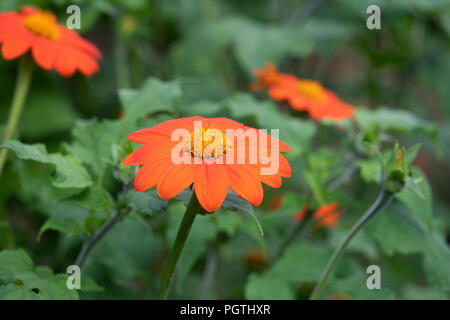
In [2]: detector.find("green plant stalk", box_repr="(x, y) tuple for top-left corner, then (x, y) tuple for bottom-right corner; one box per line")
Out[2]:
(74, 209), (124, 268)
(0, 55), (33, 176)
(159, 191), (201, 299)
(309, 189), (395, 300)
(0, 55), (33, 250)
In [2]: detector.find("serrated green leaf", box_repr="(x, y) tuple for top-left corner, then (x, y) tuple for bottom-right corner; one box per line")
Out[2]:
(0, 250), (78, 300)
(119, 77), (181, 120)
(126, 189), (168, 215)
(0, 140), (92, 189)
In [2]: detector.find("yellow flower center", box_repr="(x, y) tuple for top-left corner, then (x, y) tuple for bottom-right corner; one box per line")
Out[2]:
(187, 125), (229, 159)
(24, 12), (60, 40)
(297, 80), (325, 103)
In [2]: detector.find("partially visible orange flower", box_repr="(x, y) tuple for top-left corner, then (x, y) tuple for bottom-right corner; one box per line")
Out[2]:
(250, 62), (283, 91)
(293, 202), (342, 229)
(242, 248), (268, 273)
(314, 203), (341, 229)
(269, 195), (283, 211)
(252, 63), (354, 121)
(122, 116), (291, 212)
(292, 204), (309, 221)
(0, 6), (101, 77)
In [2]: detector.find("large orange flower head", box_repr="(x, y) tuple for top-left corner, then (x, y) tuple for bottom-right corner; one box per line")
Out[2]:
(0, 6), (101, 77)
(252, 63), (355, 121)
(122, 116), (292, 212)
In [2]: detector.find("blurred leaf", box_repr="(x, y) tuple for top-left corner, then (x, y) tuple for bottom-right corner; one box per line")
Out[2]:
(19, 88), (77, 138)
(355, 107), (438, 141)
(87, 217), (163, 282)
(119, 77), (181, 121)
(396, 168), (432, 231)
(0, 250), (78, 300)
(423, 234), (450, 291)
(176, 188), (254, 215)
(126, 189), (168, 215)
(245, 244), (330, 299)
(68, 186), (115, 212)
(0, 140), (92, 189)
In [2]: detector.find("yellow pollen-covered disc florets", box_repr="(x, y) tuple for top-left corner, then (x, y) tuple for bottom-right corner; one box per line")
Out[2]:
(297, 79), (325, 103)
(24, 12), (60, 40)
(187, 125), (229, 159)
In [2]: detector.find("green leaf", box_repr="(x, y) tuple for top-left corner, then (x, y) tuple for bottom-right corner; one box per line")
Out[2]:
(119, 77), (181, 120)
(126, 189), (168, 215)
(245, 244), (331, 299)
(396, 168), (432, 231)
(0, 140), (92, 189)
(423, 234), (450, 291)
(365, 203), (428, 256)
(245, 274), (294, 300)
(68, 186), (115, 212)
(86, 217), (163, 282)
(355, 107), (438, 140)
(0, 250), (78, 300)
(176, 188), (254, 215)
(223, 17), (313, 72)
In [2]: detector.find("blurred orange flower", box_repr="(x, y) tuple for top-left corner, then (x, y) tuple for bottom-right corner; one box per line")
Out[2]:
(269, 195), (283, 211)
(122, 116), (291, 212)
(0, 6), (101, 77)
(252, 63), (354, 121)
(293, 202), (342, 229)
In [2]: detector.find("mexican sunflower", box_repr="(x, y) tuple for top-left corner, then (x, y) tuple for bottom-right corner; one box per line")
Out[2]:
(293, 203), (342, 229)
(122, 116), (291, 212)
(0, 6), (101, 77)
(252, 63), (354, 121)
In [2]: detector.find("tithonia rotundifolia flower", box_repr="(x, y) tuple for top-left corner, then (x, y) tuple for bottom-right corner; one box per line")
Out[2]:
(252, 63), (355, 121)
(0, 6), (101, 77)
(122, 116), (291, 212)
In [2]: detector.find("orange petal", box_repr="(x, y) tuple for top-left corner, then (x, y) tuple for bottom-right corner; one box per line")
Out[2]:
(194, 163), (229, 212)
(127, 117), (202, 143)
(31, 37), (56, 70)
(54, 46), (76, 77)
(1, 29), (32, 60)
(226, 164), (263, 207)
(133, 159), (172, 192)
(156, 164), (194, 199)
(122, 145), (173, 166)
(260, 173), (282, 188)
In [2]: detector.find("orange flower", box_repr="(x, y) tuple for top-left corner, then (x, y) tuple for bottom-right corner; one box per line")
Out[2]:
(293, 202), (342, 229)
(314, 203), (341, 229)
(250, 62), (284, 90)
(0, 6), (101, 77)
(122, 116), (291, 212)
(269, 195), (283, 211)
(252, 63), (354, 121)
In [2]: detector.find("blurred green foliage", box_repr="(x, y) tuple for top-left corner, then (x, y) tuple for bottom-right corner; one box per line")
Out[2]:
(0, 0), (449, 300)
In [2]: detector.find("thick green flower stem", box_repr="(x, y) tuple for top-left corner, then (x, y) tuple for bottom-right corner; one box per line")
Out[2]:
(0, 55), (33, 177)
(309, 189), (395, 300)
(0, 55), (33, 250)
(159, 192), (202, 300)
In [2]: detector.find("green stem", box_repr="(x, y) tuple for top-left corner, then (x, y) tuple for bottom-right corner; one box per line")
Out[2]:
(0, 55), (33, 250)
(309, 189), (395, 300)
(159, 192), (201, 299)
(0, 55), (33, 176)
(74, 209), (124, 268)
